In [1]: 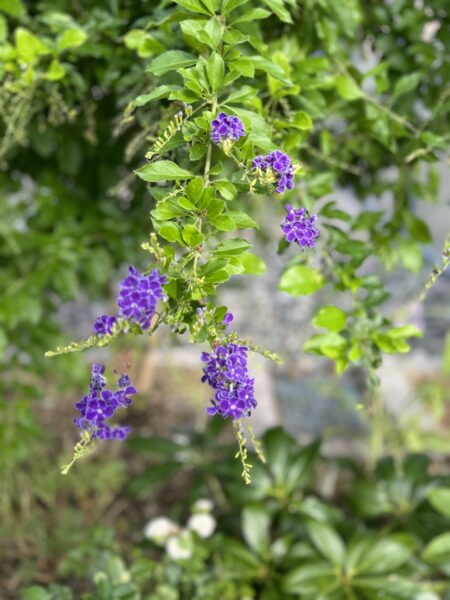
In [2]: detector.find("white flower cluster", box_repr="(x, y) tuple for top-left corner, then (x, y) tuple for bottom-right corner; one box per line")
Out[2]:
(143, 498), (216, 560)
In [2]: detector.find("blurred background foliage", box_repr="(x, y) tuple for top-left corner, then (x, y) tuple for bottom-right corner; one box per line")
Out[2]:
(0, 0), (449, 597)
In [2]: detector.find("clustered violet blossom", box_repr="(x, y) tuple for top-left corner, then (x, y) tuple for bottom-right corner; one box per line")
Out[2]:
(93, 314), (117, 335)
(252, 150), (295, 193)
(93, 266), (166, 335)
(117, 266), (167, 330)
(281, 204), (319, 249)
(74, 364), (135, 440)
(201, 342), (256, 420)
(211, 112), (245, 144)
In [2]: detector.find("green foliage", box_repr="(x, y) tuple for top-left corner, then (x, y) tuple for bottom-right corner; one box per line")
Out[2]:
(24, 427), (450, 598)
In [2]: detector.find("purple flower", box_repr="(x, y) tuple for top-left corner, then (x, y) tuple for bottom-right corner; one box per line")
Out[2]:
(223, 312), (234, 327)
(281, 204), (319, 249)
(117, 266), (167, 330)
(73, 364), (137, 441)
(201, 343), (256, 420)
(93, 315), (117, 336)
(252, 150), (295, 194)
(211, 112), (245, 144)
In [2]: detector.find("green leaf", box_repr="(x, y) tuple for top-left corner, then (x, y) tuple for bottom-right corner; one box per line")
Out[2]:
(58, 27), (87, 51)
(355, 536), (414, 574)
(264, 427), (294, 483)
(239, 253), (267, 274)
(147, 50), (197, 76)
(0, 0), (25, 17)
(404, 213), (431, 243)
(242, 505), (270, 555)
(23, 587), (51, 600)
(203, 17), (222, 47)
(201, 0), (220, 13)
(206, 52), (224, 91)
(210, 214), (236, 231)
(423, 533), (450, 564)
(283, 563), (336, 595)
(134, 85), (180, 107)
(124, 28), (146, 48)
(186, 177), (204, 202)
(151, 201), (185, 220)
(213, 238), (251, 257)
(232, 7), (271, 23)
(352, 575), (436, 599)
(393, 73), (420, 99)
(313, 306), (346, 332)
(336, 74), (362, 100)
(132, 34), (163, 57)
(158, 222), (183, 244)
(304, 333), (346, 359)
(352, 211), (383, 231)
(385, 325), (422, 339)
(15, 27), (49, 64)
(428, 488), (450, 517)
(307, 521), (345, 567)
(44, 59), (65, 81)
(228, 211), (258, 229)
(178, 196), (198, 210)
(279, 265), (325, 295)
(173, 0), (211, 15)
(228, 58), (255, 78)
(182, 224), (204, 246)
(250, 56), (292, 83)
(223, 0), (249, 13)
(135, 161), (193, 182)
(373, 334), (410, 354)
(398, 239), (423, 272)
(0, 15), (6, 42)
(215, 181), (237, 200)
(285, 442), (320, 491)
(262, 0), (293, 23)
(292, 110), (313, 130)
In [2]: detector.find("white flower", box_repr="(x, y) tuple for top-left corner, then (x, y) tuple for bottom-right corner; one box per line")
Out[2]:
(187, 513), (216, 538)
(193, 498), (213, 513)
(166, 531), (193, 560)
(144, 517), (178, 543)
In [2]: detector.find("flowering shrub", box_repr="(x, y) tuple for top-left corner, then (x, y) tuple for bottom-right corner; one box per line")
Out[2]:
(2, 0), (449, 595)
(19, 0), (444, 481)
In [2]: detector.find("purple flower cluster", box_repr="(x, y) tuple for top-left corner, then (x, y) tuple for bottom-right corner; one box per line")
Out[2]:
(211, 112), (245, 144)
(74, 364), (136, 440)
(252, 150), (295, 193)
(93, 315), (117, 336)
(201, 343), (256, 420)
(281, 204), (319, 249)
(117, 266), (167, 330)
(93, 266), (166, 335)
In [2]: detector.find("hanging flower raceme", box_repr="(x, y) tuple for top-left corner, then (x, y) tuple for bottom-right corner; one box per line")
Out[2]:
(201, 341), (256, 420)
(281, 204), (319, 249)
(252, 150), (296, 193)
(93, 266), (167, 335)
(211, 112), (245, 146)
(73, 364), (136, 441)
